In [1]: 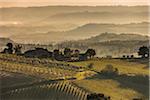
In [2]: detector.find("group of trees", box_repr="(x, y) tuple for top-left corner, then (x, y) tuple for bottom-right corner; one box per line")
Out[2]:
(87, 93), (110, 100)
(1, 43), (149, 60)
(52, 48), (96, 61)
(1, 43), (22, 55)
(122, 46), (149, 59)
(63, 48), (96, 58)
(138, 46), (149, 58)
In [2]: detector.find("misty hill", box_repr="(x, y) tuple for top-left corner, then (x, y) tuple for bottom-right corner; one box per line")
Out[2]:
(0, 24), (77, 37)
(81, 33), (149, 43)
(1, 6), (148, 23)
(0, 6), (148, 27)
(57, 33), (149, 45)
(66, 22), (149, 37)
(10, 22), (149, 44)
(55, 33), (149, 57)
(0, 33), (149, 57)
(90, 40), (149, 57)
(58, 40), (149, 57)
(46, 11), (147, 24)
(1, 6), (149, 41)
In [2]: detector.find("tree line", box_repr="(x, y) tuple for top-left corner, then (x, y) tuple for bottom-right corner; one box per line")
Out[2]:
(1, 43), (149, 61)
(1, 43), (96, 61)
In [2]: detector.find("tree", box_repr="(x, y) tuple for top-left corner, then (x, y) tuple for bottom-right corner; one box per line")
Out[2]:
(85, 49), (96, 58)
(130, 55), (134, 58)
(87, 63), (94, 69)
(53, 49), (64, 61)
(138, 46), (149, 58)
(122, 55), (126, 58)
(2, 43), (13, 54)
(64, 48), (72, 58)
(14, 45), (22, 55)
(73, 49), (80, 57)
(53, 49), (60, 58)
(7, 43), (13, 49)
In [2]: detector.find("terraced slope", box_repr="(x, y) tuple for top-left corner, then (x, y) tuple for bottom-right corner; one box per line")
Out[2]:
(1, 61), (75, 80)
(0, 54), (90, 100)
(0, 54), (94, 100)
(2, 81), (89, 100)
(0, 54), (84, 72)
(0, 54), (78, 80)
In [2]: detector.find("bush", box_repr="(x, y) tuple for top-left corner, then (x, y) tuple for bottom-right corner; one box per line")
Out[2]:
(87, 63), (94, 69)
(101, 64), (119, 75)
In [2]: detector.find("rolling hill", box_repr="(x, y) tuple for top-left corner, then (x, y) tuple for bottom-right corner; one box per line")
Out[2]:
(45, 11), (148, 24)
(10, 22), (149, 44)
(1, 6), (148, 24)
(0, 33), (148, 57)
(55, 33), (149, 57)
(80, 32), (149, 43)
(0, 6), (149, 56)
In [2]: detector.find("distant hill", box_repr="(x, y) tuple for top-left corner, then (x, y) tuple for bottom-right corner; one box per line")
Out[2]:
(1, 6), (149, 43)
(0, 33), (149, 57)
(0, 24), (77, 37)
(1, 6), (148, 24)
(11, 22), (149, 44)
(46, 11), (147, 24)
(66, 22), (149, 37)
(55, 33), (149, 57)
(81, 32), (149, 43)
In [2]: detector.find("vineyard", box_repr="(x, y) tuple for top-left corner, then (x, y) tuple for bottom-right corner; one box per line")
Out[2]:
(0, 60), (76, 80)
(0, 54), (84, 72)
(1, 81), (89, 100)
(0, 54), (97, 100)
(0, 54), (148, 100)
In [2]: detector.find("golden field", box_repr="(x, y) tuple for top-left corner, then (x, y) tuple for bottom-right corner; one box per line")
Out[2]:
(0, 54), (149, 100)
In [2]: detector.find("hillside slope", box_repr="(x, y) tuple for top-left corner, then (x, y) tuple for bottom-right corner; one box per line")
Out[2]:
(10, 22), (149, 44)
(56, 33), (149, 57)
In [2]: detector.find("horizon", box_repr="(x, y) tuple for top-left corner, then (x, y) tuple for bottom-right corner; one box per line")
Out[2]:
(0, 5), (150, 9)
(0, 0), (150, 8)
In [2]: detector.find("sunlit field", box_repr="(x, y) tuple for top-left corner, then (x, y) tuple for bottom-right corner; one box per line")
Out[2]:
(69, 58), (149, 75)
(70, 59), (149, 99)
(0, 54), (149, 100)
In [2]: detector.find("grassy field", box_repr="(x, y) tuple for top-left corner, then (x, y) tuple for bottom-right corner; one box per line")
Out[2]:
(70, 58), (149, 100)
(0, 71), (39, 88)
(69, 58), (149, 75)
(0, 54), (89, 100)
(0, 54), (149, 100)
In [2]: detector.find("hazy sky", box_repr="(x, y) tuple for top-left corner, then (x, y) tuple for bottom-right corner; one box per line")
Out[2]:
(0, 0), (150, 7)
